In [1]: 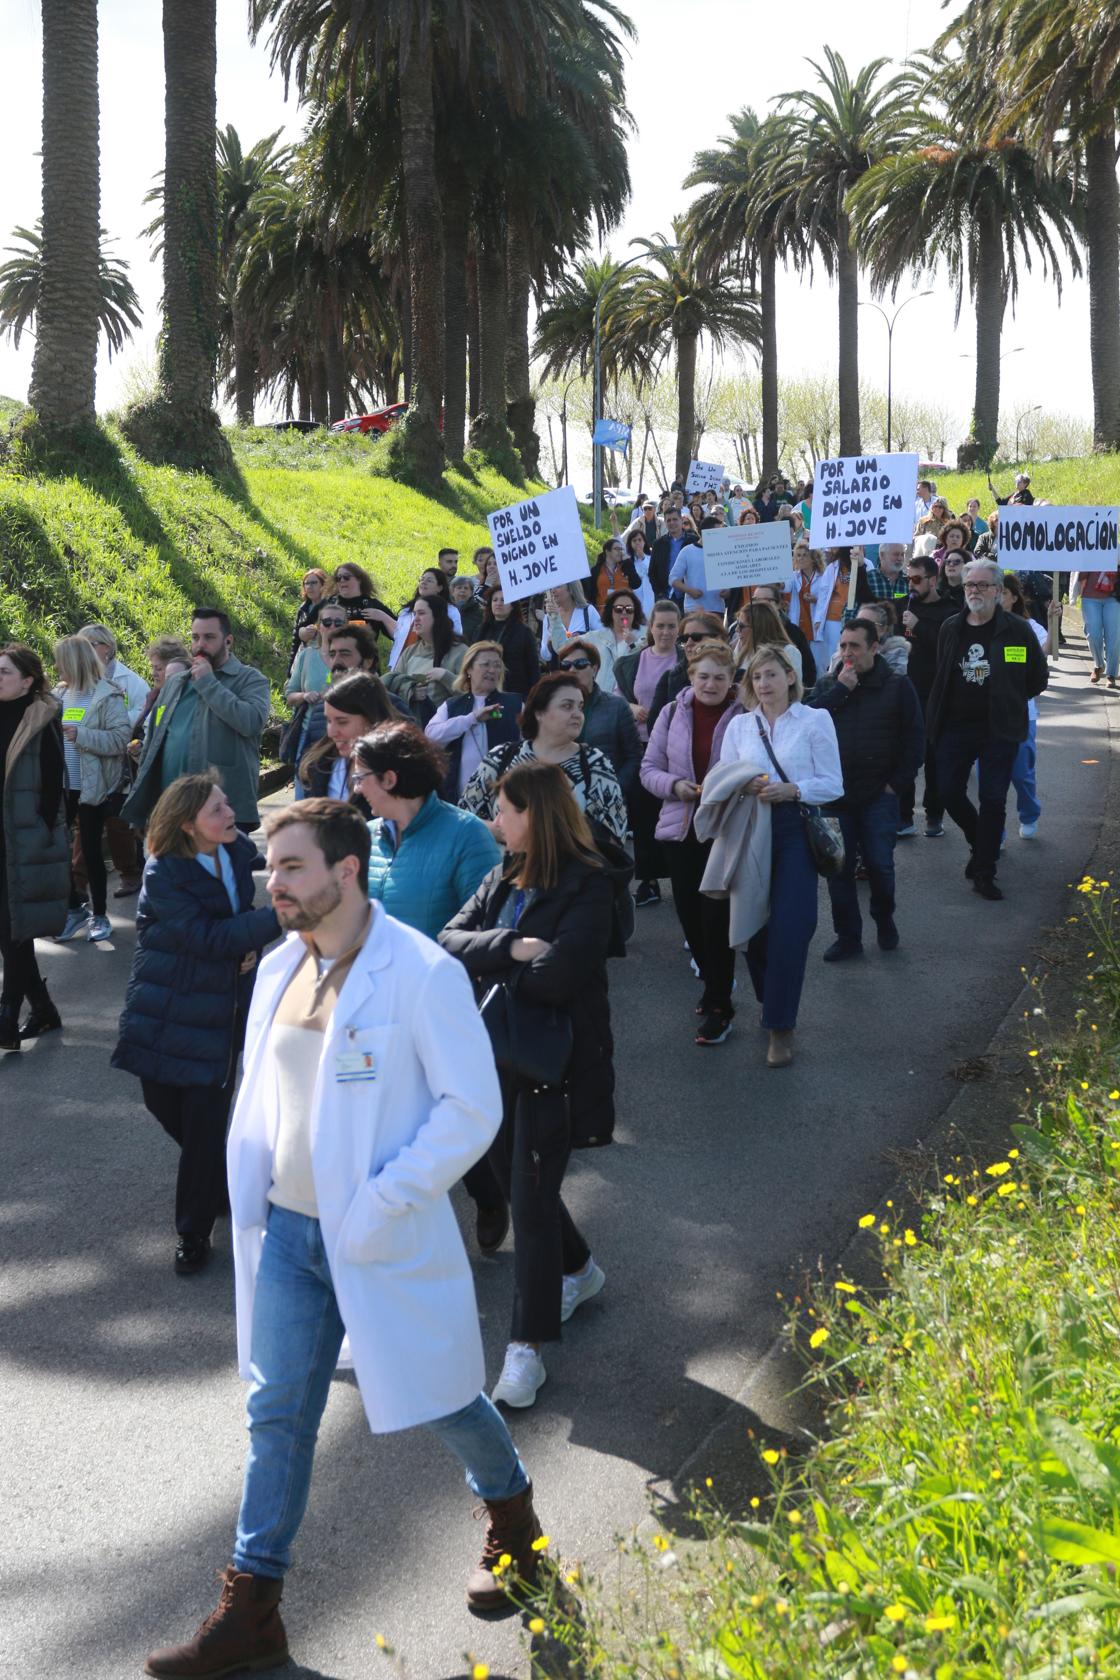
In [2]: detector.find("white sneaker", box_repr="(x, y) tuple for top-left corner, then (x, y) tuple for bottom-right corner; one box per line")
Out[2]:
(1019, 822), (1038, 840)
(491, 1342), (547, 1408)
(561, 1258), (606, 1323)
(87, 913), (113, 942)
(55, 907), (90, 942)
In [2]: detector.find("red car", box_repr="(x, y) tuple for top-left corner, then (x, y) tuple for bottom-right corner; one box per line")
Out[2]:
(330, 403), (408, 435)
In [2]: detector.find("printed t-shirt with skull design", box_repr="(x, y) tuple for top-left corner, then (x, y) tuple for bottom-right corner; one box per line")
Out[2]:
(945, 617), (997, 727)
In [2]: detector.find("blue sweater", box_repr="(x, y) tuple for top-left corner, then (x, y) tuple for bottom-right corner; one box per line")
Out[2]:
(367, 791), (500, 940)
(111, 834), (279, 1088)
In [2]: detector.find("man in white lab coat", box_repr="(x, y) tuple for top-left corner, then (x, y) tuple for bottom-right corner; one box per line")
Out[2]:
(145, 799), (544, 1680)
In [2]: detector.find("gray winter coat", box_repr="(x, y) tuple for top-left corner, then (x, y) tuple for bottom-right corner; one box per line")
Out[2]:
(56, 676), (131, 805)
(122, 655), (271, 828)
(3, 698), (70, 941)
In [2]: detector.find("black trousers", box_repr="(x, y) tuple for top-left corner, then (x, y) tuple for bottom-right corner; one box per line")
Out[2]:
(66, 792), (109, 917)
(142, 1076), (237, 1238)
(935, 723), (1019, 879)
(665, 828), (735, 1014)
(462, 1152), (505, 1212)
(488, 1079), (590, 1344)
(0, 874), (46, 1014)
(897, 741), (944, 826)
(629, 781), (665, 882)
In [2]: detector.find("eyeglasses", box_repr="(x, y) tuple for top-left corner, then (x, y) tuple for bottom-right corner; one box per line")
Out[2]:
(964, 582), (996, 591)
(560, 658), (593, 671)
(680, 631), (709, 643)
(350, 768), (376, 789)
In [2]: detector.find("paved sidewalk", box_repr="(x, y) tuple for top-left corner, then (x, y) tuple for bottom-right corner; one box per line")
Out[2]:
(0, 646), (1113, 1679)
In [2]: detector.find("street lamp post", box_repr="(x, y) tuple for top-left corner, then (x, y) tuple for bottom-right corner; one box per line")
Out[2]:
(858, 290), (933, 453)
(1015, 404), (1042, 463)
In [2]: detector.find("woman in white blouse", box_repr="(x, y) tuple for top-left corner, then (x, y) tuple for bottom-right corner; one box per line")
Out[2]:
(539, 579), (602, 664)
(425, 643), (522, 799)
(720, 643), (843, 1067)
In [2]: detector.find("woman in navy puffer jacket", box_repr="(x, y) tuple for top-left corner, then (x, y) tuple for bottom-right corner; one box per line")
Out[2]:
(112, 772), (279, 1276)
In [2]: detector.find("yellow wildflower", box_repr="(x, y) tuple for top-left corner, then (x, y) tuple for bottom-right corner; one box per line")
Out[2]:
(531, 1534), (550, 1552)
(903, 1229), (917, 1246)
(473, 1666), (490, 1680)
(858, 1214), (875, 1228)
(985, 1161), (1011, 1177)
(762, 1449), (780, 1464)
(835, 1280), (856, 1293)
(884, 1603), (906, 1622)
(925, 1614), (955, 1631)
(966, 1194), (978, 1205)
(528, 1618), (545, 1635)
(809, 1327), (829, 1348)
(892, 1659), (907, 1675)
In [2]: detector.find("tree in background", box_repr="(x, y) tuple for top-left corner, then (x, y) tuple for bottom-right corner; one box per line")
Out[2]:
(28, 0), (100, 429)
(0, 225), (141, 365)
(216, 126), (293, 426)
(767, 49), (915, 456)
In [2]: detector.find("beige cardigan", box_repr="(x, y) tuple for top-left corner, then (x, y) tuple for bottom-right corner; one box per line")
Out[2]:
(694, 758), (772, 949)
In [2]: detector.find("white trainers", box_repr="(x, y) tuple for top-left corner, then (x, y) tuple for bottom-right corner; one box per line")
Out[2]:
(55, 907), (90, 942)
(87, 913), (113, 942)
(561, 1258), (606, 1323)
(1019, 822), (1039, 840)
(491, 1342), (547, 1408)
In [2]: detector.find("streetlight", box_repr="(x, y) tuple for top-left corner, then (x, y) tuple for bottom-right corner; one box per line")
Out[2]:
(592, 244), (675, 529)
(1015, 404), (1042, 462)
(559, 372), (583, 489)
(858, 290), (933, 453)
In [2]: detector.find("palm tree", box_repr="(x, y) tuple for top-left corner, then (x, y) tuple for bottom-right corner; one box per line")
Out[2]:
(849, 60), (1082, 468)
(684, 109), (810, 480)
(768, 48), (915, 455)
(217, 126), (292, 424)
(160, 0), (219, 419)
(534, 255), (653, 395)
(0, 224), (141, 360)
(618, 228), (762, 481)
(941, 0), (1120, 453)
(29, 0), (100, 427)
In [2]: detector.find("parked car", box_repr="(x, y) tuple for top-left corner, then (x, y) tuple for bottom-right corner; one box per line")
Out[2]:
(576, 484), (637, 508)
(260, 419), (323, 433)
(330, 404), (409, 435)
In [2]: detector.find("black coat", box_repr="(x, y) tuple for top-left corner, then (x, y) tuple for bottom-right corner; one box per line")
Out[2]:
(111, 834), (279, 1088)
(926, 606), (1048, 746)
(904, 594), (958, 699)
(649, 531), (699, 598)
(481, 615), (541, 696)
(807, 655), (925, 808)
(579, 685), (643, 798)
(440, 857), (615, 1146)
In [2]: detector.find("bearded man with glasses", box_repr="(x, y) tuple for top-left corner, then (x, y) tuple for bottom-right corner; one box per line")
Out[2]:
(925, 558), (1048, 900)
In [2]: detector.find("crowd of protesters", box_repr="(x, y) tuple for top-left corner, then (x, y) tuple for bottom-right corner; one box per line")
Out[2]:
(0, 464), (1104, 1674)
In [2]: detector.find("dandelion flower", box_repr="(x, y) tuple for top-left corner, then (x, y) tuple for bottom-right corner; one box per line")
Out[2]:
(997, 1182), (1017, 1197)
(531, 1534), (550, 1552)
(903, 1229), (917, 1246)
(528, 1617), (545, 1635)
(762, 1449), (780, 1465)
(966, 1195), (978, 1205)
(985, 1161), (1011, 1177)
(859, 1214), (875, 1228)
(809, 1327), (829, 1348)
(1008, 1148), (1019, 1159)
(652, 1534), (669, 1552)
(473, 1666), (490, 1680)
(884, 1603), (906, 1622)
(1075, 1204), (1086, 1215)
(788, 1509), (802, 1525)
(750, 1496), (760, 1508)
(925, 1614), (955, 1631)
(892, 1659), (907, 1675)
(835, 1280), (856, 1293)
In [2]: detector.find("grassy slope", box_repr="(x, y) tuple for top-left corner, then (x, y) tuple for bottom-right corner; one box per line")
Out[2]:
(0, 423), (578, 704)
(936, 454), (1120, 514)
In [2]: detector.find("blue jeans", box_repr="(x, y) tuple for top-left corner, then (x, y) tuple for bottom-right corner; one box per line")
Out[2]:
(1082, 596), (1120, 679)
(828, 791), (898, 944)
(1012, 715), (1041, 825)
(745, 802), (819, 1032)
(233, 1205), (528, 1579)
(935, 724), (1018, 879)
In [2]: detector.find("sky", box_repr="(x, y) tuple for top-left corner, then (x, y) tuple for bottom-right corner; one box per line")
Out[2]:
(0, 0), (1087, 442)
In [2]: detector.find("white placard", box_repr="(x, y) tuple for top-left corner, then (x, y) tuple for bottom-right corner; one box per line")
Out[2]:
(812, 452), (919, 546)
(702, 522), (793, 591)
(487, 485), (590, 604)
(686, 459), (725, 494)
(997, 505), (1119, 571)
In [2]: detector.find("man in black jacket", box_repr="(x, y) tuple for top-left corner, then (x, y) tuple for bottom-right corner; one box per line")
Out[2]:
(898, 556), (958, 836)
(926, 557), (1049, 901)
(807, 620), (924, 959)
(649, 507), (699, 600)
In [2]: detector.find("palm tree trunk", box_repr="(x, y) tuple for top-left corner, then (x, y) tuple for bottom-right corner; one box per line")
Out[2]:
(232, 306), (256, 426)
(469, 222), (514, 460)
(466, 244), (481, 420)
(310, 354), (328, 426)
(397, 20), (444, 478)
(324, 323), (346, 425)
(29, 0), (100, 427)
(296, 369), (310, 424)
(160, 0), (218, 415)
(504, 207), (539, 478)
(674, 327), (699, 482)
(759, 241), (778, 476)
(442, 187), (469, 462)
(1086, 126), (1120, 454)
(969, 205), (1004, 465)
(836, 211), (860, 456)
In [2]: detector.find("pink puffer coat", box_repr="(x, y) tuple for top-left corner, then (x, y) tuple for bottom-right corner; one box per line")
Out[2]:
(639, 687), (745, 842)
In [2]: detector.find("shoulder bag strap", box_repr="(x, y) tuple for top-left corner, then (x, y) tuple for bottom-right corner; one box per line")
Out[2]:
(754, 713), (791, 784)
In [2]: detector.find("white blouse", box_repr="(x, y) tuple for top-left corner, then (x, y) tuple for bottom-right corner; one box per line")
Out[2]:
(719, 702), (844, 806)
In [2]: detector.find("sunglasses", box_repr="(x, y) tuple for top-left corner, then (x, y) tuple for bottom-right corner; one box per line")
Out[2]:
(319, 617), (347, 627)
(560, 658), (593, 670)
(335, 574), (356, 583)
(613, 604), (634, 614)
(680, 631), (710, 643)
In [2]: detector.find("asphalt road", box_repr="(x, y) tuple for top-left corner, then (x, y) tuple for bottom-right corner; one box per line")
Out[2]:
(1, 640), (1114, 1680)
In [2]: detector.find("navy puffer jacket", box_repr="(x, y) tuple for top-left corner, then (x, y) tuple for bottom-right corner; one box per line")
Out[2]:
(111, 834), (279, 1088)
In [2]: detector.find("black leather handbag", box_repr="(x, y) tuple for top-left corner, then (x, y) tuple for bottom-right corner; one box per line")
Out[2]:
(479, 968), (574, 1089)
(754, 714), (845, 879)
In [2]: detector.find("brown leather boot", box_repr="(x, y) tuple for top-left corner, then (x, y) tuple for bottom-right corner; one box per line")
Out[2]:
(466, 1484), (544, 1610)
(144, 1565), (288, 1677)
(767, 1029), (794, 1068)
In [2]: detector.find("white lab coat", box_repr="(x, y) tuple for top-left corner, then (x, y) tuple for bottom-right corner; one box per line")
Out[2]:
(227, 903), (502, 1434)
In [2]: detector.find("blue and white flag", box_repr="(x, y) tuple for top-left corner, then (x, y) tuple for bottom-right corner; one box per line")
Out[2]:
(592, 417), (632, 454)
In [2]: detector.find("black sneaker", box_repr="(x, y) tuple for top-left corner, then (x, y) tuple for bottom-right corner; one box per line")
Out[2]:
(634, 880), (661, 909)
(964, 854), (977, 880)
(823, 939), (863, 963)
(174, 1234), (212, 1276)
(925, 821), (945, 838)
(695, 1009), (733, 1046)
(972, 875), (1004, 901)
(876, 918), (900, 951)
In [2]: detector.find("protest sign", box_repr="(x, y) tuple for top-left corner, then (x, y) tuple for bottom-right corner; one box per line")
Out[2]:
(702, 522), (792, 591)
(997, 505), (1119, 571)
(812, 452), (919, 546)
(686, 459), (725, 495)
(487, 484), (590, 605)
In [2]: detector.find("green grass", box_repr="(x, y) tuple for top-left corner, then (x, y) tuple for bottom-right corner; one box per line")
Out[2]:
(540, 876), (1120, 1678)
(0, 423), (575, 706)
(939, 454), (1120, 515)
